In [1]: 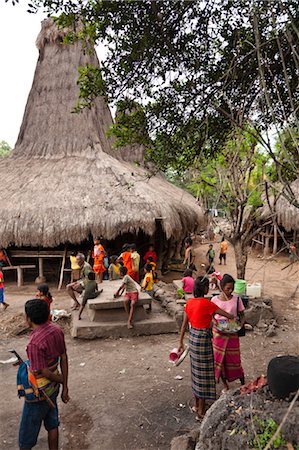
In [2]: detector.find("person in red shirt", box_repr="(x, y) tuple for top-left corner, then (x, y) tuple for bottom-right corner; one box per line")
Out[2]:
(178, 276), (233, 421)
(36, 283), (53, 321)
(143, 244), (157, 263)
(18, 299), (69, 450)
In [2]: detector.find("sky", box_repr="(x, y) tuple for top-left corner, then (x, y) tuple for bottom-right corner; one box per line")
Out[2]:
(0, 2), (46, 146)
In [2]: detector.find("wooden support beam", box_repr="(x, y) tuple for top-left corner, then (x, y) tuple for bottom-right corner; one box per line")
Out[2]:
(58, 247), (67, 291)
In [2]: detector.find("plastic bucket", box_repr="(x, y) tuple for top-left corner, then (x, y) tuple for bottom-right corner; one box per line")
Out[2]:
(246, 283), (262, 298)
(234, 279), (247, 295)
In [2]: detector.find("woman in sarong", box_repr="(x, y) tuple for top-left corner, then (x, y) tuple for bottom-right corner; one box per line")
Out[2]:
(178, 277), (233, 420)
(92, 236), (106, 283)
(211, 274), (245, 391)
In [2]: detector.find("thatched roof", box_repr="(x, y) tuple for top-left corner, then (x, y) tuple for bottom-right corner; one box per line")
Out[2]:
(0, 19), (204, 248)
(275, 179), (299, 231)
(260, 179), (299, 232)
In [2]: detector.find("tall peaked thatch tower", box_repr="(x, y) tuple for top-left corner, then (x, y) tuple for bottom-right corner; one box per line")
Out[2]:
(0, 19), (205, 250)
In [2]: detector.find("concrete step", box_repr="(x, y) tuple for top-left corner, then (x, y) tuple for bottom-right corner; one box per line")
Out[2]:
(88, 294), (151, 310)
(71, 311), (178, 339)
(88, 304), (149, 322)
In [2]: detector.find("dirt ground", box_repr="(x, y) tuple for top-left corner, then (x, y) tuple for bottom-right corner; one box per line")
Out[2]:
(0, 242), (298, 450)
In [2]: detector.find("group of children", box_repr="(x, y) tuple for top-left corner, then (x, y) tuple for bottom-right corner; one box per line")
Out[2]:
(70, 241), (158, 328)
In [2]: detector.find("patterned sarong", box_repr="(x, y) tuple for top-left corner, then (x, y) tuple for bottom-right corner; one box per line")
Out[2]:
(189, 327), (216, 400)
(212, 329), (244, 382)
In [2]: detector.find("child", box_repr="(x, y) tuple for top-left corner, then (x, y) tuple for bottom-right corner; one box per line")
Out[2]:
(206, 244), (215, 267)
(143, 244), (157, 263)
(78, 272), (101, 320)
(36, 283), (52, 320)
(0, 269), (9, 310)
(130, 244), (140, 282)
(108, 255), (121, 280)
(146, 256), (158, 283)
(141, 263), (155, 304)
(182, 269), (194, 294)
(183, 237), (195, 269)
(70, 251), (81, 282)
(92, 236), (106, 283)
(119, 244), (134, 278)
(114, 266), (139, 329)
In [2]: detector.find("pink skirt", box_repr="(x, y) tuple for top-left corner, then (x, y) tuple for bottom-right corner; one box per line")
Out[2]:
(212, 329), (244, 382)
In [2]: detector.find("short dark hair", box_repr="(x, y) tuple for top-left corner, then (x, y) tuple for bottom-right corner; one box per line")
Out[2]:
(145, 263), (152, 272)
(220, 274), (235, 289)
(185, 237), (192, 246)
(25, 299), (49, 325)
(147, 256), (153, 262)
(122, 243), (129, 252)
(110, 255), (118, 264)
(88, 271), (96, 280)
(193, 276), (209, 298)
(183, 269), (193, 277)
(120, 266), (128, 276)
(37, 283), (49, 295)
(130, 244), (136, 250)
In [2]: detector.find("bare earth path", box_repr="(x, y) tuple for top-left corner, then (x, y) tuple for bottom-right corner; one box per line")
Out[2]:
(0, 242), (298, 450)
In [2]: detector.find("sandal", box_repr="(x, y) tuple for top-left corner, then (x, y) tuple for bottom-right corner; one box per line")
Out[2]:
(191, 406), (198, 413)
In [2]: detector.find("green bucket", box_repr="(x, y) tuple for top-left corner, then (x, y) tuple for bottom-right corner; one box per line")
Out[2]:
(234, 279), (247, 295)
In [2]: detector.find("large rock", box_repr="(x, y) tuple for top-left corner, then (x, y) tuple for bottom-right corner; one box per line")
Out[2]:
(171, 429), (199, 450)
(196, 387), (299, 450)
(245, 300), (274, 326)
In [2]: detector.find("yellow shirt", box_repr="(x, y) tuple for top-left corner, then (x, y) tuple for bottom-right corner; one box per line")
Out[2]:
(70, 255), (80, 270)
(142, 272), (154, 291)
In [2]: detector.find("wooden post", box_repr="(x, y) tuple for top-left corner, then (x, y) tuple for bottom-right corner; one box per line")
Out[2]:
(264, 226), (270, 256)
(35, 256), (46, 284)
(58, 247), (67, 290)
(273, 224), (278, 255)
(16, 266), (23, 288)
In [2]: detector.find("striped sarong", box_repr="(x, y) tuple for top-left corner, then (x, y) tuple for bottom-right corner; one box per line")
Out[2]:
(212, 329), (244, 382)
(189, 327), (216, 400)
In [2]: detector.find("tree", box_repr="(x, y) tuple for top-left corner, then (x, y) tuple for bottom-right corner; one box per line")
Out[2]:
(18, 1), (297, 153)
(184, 127), (270, 279)
(0, 141), (11, 158)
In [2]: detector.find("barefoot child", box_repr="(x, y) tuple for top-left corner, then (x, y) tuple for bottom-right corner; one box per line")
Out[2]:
(141, 263), (155, 305)
(78, 272), (102, 320)
(0, 269), (9, 310)
(36, 284), (53, 320)
(114, 266), (139, 329)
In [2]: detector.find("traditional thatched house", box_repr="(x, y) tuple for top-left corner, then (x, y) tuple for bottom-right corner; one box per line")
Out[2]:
(258, 180), (299, 255)
(0, 19), (204, 280)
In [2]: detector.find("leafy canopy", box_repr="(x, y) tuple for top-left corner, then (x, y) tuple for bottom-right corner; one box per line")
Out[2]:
(8, 0), (298, 169)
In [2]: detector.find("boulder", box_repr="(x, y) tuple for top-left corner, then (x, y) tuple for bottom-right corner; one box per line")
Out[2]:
(245, 300), (274, 327)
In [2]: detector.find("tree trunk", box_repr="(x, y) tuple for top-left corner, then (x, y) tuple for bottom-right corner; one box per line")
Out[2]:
(233, 239), (248, 279)
(273, 224), (278, 255)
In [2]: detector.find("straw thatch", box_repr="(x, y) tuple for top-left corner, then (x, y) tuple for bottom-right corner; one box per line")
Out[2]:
(0, 19), (204, 248)
(260, 179), (299, 232)
(275, 179), (299, 231)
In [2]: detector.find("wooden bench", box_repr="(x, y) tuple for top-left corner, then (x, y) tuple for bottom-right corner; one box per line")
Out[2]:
(2, 265), (36, 287)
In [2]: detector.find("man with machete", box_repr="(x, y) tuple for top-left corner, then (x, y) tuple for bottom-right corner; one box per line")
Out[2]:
(18, 299), (69, 450)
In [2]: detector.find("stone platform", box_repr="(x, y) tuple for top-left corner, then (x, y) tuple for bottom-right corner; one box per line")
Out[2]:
(72, 279), (178, 339)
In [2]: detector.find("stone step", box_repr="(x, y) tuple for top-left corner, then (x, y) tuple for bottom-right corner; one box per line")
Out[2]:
(88, 304), (149, 322)
(71, 311), (178, 339)
(88, 293), (151, 310)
